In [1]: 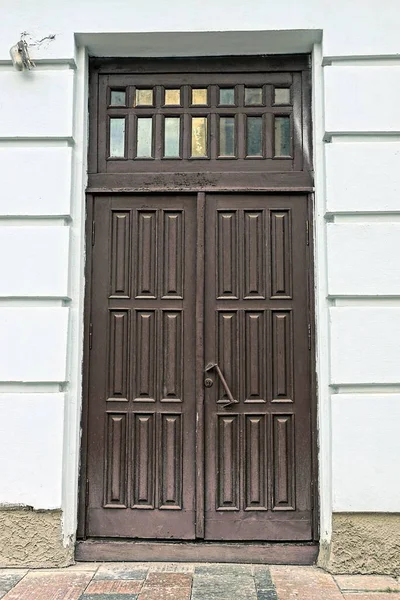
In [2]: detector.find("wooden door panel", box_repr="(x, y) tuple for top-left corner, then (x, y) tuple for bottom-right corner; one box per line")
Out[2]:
(204, 194), (312, 541)
(86, 195), (196, 539)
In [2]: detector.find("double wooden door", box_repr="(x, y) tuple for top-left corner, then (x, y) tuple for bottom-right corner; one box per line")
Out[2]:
(84, 192), (313, 542)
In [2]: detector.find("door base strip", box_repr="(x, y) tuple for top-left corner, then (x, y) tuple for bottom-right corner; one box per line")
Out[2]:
(76, 540), (318, 564)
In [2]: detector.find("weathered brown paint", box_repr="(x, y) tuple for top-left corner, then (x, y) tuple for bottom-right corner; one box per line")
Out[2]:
(79, 56), (316, 560)
(204, 195), (312, 541)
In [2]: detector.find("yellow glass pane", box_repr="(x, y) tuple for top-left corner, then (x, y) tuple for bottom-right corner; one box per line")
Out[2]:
(191, 117), (207, 157)
(192, 88), (208, 105)
(134, 89), (153, 106)
(165, 89), (181, 105)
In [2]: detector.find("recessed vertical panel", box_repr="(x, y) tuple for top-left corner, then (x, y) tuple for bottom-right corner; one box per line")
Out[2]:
(244, 312), (266, 403)
(271, 311), (293, 402)
(110, 211), (131, 297)
(245, 415), (267, 509)
(217, 415), (240, 510)
(217, 312), (239, 403)
(133, 311), (156, 401)
(272, 415), (295, 510)
(108, 311), (129, 400)
(162, 211), (184, 298)
(217, 211), (238, 298)
(161, 311), (182, 401)
(132, 414), (155, 508)
(244, 211), (265, 298)
(160, 414), (182, 509)
(270, 210), (292, 298)
(135, 211), (157, 298)
(105, 413), (127, 507)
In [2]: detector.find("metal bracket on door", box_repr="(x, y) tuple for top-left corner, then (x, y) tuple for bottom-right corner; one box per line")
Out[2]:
(204, 362), (238, 409)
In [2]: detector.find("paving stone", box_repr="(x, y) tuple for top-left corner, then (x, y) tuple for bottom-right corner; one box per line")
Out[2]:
(33, 565), (98, 574)
(138, 586), (191, 600)
(253, 567), (276, 590)
(3, 572), (92, 600)
(144, 573), (192, 588)
(80, 595), (138, 600)
(0, 572), (27, 598)
(135, 563), (195, 573)
(95, 565), (147, 581)
(84, 580), (143, 594)
(194, 565), (253, 576)
(342, 595), (400, 600)
(256, 591), (279, 600)
(191, 574), (257, 600)
(270, 566), (344, 600)
(335, 574), (400, 592)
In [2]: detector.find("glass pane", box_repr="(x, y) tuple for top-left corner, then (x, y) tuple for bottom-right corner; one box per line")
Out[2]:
(134, 89), (153, 106)
(219, 88), (235, 105)
(219, 117), (235, 157)
(165, 89), (181, 105)
(109, 118), (125, 158)
(110, 90), (126, 106)
(275, 116), (291, 156)
(136, 118), (153, 158)
(245, 87), (263, 105)
(191, 117), (207, 157)
(246, 117), (263, 156)
(192, 88), (208, 105)
(164, 117), (180, 158)
(274, 88), (291, 105)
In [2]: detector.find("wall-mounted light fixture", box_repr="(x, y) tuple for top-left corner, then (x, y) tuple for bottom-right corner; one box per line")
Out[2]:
(9, 39), (35, 71)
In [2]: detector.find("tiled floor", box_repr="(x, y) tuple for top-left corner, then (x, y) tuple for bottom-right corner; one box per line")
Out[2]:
(0, 564), (399, 599)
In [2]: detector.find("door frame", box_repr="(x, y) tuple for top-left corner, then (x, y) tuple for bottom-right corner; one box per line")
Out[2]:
(77, 55), (319, 560)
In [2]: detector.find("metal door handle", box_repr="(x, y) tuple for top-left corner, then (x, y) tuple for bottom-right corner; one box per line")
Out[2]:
(205, 362), (238, 409)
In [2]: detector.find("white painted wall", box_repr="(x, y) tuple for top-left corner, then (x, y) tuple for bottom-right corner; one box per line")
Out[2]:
(0, 71), (74, 138)
(0, 308), (68, 382)
(324, 66), (400, 134)
(0, 227), (70, 297)
(330, 308), (400, 385)
(0, 394), (65, 509)
(327, 224), (400, 296)
(0, 0), (399, 553)
(0, 147), (72, 216)
(325, 142), (400, 213)
(332, 394), (400, 512)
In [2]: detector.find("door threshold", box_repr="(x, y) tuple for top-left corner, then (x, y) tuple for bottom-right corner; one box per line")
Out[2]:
(76, 540), (318, 564)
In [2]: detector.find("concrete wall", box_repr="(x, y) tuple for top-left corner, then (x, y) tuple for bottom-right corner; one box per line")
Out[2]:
(0, 0), (399, 569)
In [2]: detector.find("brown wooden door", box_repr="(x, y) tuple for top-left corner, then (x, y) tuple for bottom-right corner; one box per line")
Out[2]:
(86, 195), (197, 539)
(85, 192), (312, 542)
(203, 194), (312, 540)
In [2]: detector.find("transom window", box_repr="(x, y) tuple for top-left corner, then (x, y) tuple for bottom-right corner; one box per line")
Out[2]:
(107, 84), (293, 161)
(94, 57), (310, 177)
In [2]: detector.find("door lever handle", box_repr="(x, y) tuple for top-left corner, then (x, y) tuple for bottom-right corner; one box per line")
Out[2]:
(205, 362), (238, 409)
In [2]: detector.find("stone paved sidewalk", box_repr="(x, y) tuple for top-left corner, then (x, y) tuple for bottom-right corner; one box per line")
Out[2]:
(0, 563), (400, 599)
